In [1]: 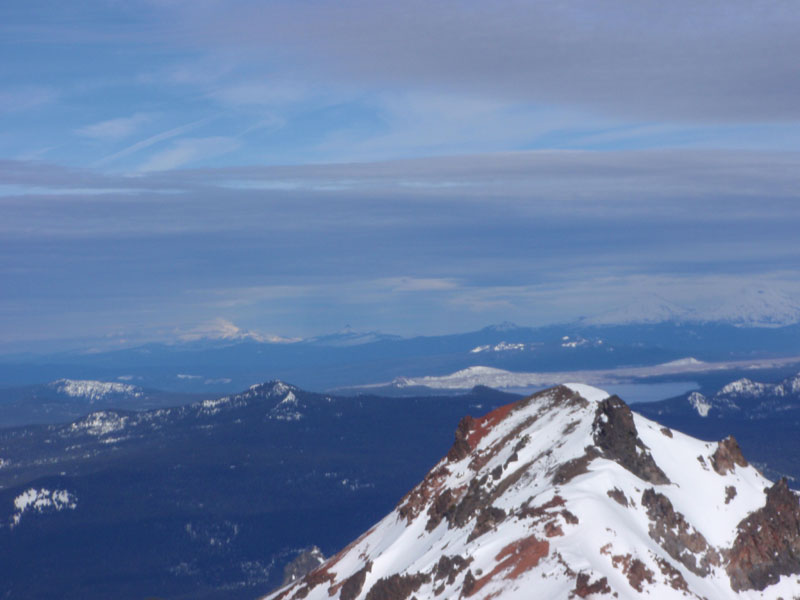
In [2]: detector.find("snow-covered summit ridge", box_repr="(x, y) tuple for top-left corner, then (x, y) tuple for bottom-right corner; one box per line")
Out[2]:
(562, 382), (609, 403)
(267, 385), (800, 600)
(50, 379), (143, 401)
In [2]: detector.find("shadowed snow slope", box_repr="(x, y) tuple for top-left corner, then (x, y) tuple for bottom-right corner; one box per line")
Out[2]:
(265, 384), (800, 600)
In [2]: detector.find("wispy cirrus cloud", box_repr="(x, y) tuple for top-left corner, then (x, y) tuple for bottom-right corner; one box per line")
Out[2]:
(75, 113), (153, 140)
(93, 117), (214, 168)
(0, 85), (59, 113)
(138, 136), (241, 172)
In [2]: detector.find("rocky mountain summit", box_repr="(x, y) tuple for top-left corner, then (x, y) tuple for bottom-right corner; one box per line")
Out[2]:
(266, 384), (800, 600)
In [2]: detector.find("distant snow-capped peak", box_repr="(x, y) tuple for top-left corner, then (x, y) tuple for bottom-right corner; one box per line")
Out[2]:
(580, 296), (694, 326)
(178, 318), (301, 344)
(702, 288), (800, 328)
(580, 289), (800, 328)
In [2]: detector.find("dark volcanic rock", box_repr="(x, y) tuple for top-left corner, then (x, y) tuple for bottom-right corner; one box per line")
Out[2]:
(425, 487), (456, 532)
(551, 447), (600, 485)
(592, 397), (670, 485)
(448, 475), (490, 529)
(340, 562), (372, 600)
(727, 478), (800, 591)
(447, 416), (475, 462)
(606, 487), (629, 507)
(573, 572), (611, 597)
(364, 572), (431, 600)
(467, 506), (507, 542)
(641, 488), (719, 576)
(433, 555), (472, 586)
(711, 436), (748, 475)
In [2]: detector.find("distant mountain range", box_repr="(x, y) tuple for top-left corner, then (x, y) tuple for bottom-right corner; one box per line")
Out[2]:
(2, 319), (800, 394)
(266, 384), (800, 600)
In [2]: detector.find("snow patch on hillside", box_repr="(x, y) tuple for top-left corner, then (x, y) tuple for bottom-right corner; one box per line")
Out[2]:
(69, 411), (129, 436)
(688, 391), (712, 417)
(10, 488), (77, 528)
(660, 357), (705, 367)
(269, 391), (303, 421)
(470, 342), (529, 353)
(51, 379), (143, 401)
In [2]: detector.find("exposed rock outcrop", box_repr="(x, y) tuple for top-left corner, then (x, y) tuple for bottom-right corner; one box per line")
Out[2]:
(727, 478), (800, 591)
(711, 436), (748, 475)
(593, 397), (670, 485)
(641, 488), (719, 576)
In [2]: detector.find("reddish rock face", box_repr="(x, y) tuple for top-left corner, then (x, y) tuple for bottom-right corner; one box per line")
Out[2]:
(466, 535), (550, 597)
(447, 416), (476, 462)
(711, 436), (748, 475)
(727, 478), (800, 591)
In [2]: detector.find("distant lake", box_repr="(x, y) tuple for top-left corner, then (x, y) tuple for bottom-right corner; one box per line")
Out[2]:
(505, 381), (699, 404)
(601, 381), (699, 404)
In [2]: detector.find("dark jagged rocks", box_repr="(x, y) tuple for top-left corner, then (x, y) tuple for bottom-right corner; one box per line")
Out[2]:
(592, 396), (670, 485)
(447, 416), (475, 462)
(727, 478), (800, 591)
(712, 436), (748, 475)
(364, 573), (431, 600)
(340, 563), (372, 600)
(641, 488), (719, 576)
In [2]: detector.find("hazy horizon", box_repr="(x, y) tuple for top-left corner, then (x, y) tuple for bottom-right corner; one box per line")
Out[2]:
(3, 1), (800, 351)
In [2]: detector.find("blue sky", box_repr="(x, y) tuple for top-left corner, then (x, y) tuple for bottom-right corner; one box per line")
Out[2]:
(2, 1), (800, 351)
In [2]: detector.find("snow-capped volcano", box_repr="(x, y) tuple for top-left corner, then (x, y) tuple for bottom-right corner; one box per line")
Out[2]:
(703, 288), (800, 328)
(266, 384), (800, 600)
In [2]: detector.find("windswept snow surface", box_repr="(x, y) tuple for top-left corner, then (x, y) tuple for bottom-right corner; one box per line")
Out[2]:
(266, 385), (798, 600)
(563, 383), (609, 403)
